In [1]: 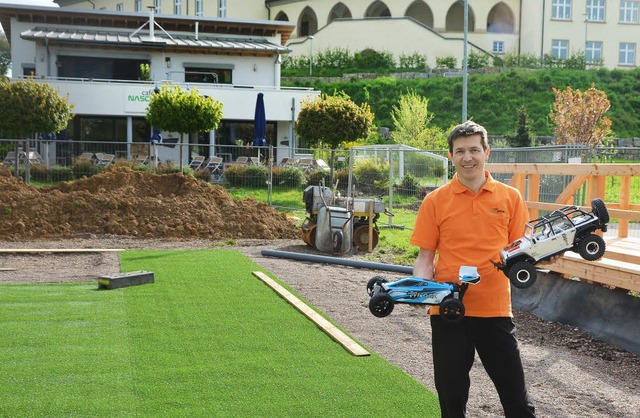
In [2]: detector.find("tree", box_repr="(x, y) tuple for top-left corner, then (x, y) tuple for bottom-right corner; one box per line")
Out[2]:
(0, 31), (9, 77)
(390, 90), (447, 150)
(505, 105), (535, 148)
(295, 92), (373, 150)
(295, 92), (373, 182)
(549, 84), (612, 148)
(0, 78), (74, 138)
(146, 83), (224, 137)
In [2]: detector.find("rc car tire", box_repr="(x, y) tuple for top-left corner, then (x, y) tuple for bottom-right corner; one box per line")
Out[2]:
(591, 198), (610, 224)
(440, 297), (465, 323)
(369, 292), (394, 318)
(577, 233), (606, 261)
(366, 276), (388, 296)
(508, 261), (537, 289)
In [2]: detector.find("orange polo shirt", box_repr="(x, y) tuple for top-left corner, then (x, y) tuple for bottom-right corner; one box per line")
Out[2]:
(409, 171), (529, 317)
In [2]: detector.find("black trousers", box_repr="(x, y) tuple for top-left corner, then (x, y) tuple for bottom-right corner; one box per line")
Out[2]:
(430, 316), (536, 418)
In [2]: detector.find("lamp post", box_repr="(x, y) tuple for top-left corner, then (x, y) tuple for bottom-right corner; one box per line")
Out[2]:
(308, 36), (314, 77)
(462, 0), (468, 122)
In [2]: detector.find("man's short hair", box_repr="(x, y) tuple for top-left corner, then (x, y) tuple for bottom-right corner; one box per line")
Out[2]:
(447, 121), (489, 153)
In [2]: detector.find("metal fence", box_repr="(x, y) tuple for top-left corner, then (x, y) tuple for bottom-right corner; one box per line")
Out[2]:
(1, 139), (639, 226)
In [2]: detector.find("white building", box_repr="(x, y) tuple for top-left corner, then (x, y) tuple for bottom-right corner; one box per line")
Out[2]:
(0, 3), (320, 164)
(53, 0), (638, 70)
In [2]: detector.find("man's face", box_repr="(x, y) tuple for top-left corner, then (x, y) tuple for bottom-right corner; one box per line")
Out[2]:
(448, 134), (490, 183)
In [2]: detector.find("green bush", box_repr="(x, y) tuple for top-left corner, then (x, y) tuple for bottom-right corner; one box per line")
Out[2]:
(272, 166), (305, 188)
(397, 172), (421, 196)
(398, 52), (428, 72)
(49, 165), (74, 182)
(353, 158), (389, 194)
(354, 48), (395, 70)
(467, 51), (491, 69)
(435, 56), (457, 69)
(306, 169), (331, 187)
(224, 164), (268, 187)
(28, 163), (49, 181)
(72, 159), (100, 178)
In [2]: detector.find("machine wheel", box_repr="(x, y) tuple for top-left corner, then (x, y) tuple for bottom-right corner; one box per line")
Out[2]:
(591, 198), (610, 224)
(353, 224), (380, 252)
(439, 297), (465, 323)
(301, 223), (317, 248)
(332, 230), (343, 253)
(577, 234), (606, 261)
(369, 292), (395, 317)
(366, 276), (388, 296)
(508, 261), (537, 289)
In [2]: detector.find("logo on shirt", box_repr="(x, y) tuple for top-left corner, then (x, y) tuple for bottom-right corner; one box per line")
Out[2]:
(489, 208), (506, 214)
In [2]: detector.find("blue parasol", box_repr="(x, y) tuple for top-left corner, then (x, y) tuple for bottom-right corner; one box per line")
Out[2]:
(253, 92), (267, 146)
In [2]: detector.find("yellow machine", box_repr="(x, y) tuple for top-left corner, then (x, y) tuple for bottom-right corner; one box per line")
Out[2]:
(301, 186), (388, 253)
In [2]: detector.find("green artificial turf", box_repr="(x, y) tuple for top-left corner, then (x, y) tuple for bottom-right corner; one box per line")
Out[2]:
(0, 249), (438, 417)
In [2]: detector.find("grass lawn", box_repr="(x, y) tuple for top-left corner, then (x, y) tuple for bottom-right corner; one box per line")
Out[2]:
(0, 249), (439, 417)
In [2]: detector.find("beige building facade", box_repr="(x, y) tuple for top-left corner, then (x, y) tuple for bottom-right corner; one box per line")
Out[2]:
(54, 0), (638, 70)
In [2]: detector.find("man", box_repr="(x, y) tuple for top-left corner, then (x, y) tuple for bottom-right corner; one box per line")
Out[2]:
(410, 121), (536, 417)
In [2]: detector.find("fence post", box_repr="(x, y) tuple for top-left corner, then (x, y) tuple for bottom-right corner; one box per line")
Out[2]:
(268, 145), (273, 206)
(387, 148), (393, 227)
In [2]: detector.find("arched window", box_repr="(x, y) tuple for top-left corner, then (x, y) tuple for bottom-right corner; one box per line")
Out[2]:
(274, 11), (289, 22)
(365, 1), (391, 17)
(405, 0), (434, 28)
(298, 7), (319, 37)
(445, 0), (475, 32)
(487, 2), (515, 33)
(328, 2), (352, 24)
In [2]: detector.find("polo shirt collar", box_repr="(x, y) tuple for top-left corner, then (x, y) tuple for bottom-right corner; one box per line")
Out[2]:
(451, 171), (497, 194)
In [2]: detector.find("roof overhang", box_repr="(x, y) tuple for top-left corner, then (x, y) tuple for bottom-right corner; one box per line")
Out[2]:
(0, 3), (295, 46)
(21, 27), (290, 57)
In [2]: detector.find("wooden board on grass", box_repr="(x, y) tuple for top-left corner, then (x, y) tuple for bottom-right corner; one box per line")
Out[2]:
(0, 248), (125, 253)
(252, 271), (370, 357)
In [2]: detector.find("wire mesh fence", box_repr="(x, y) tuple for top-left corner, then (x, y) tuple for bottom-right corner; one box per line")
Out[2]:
(1, 139), (639, 228)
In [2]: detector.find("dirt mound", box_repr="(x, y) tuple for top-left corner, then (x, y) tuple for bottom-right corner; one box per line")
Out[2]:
(0, 166), (300, 241)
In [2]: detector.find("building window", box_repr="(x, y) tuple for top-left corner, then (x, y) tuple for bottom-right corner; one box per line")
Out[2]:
(493, 41), (505, 54)
(155, 0), (161, 14)
(619, 42), (636, 65)
(552, 0), (572, 20)
(174, 0), (182, 15)
(116, 3), (124, 11)
(135, 0), (142, 12)
(196, 0), (203, 16)
(219, 0), (227, 18)
(586, 41), (603, 63)
(552, 39), (570, 59)
(586, 0), (606, 21)
(620, 1), (639, 23)
(185, 67), (232, 84)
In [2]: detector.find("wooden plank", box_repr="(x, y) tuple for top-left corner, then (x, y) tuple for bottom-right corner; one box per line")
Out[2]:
(488, 163), (640, 176)
(0, 248), (125, 253)
(0, 268), (17, 271)
(541, 252), (640, 292)
(98, 271), (155, 290)
(252, 271), (370, 357)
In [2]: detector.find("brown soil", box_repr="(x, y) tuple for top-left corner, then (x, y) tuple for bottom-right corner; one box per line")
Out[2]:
(0, 166), (299, 241)
(1, 168), (639, 417)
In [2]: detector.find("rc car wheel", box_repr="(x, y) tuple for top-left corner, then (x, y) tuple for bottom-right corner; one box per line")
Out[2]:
(366, 276), (388, 296)
(369, 292), (395, 318)
(577, 234), (606, 261)
(439, 297), (465, 323)
(508, 261), (537, 289)
(591, 198), (610, 224)
(332, 231), (343, 253)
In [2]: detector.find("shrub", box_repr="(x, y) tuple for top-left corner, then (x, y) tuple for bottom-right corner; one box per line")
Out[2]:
(354, 48), (395, 70)
(72, 159), (100, 178)
(28, 163), (49, 181)
(353, 158), (389, 194)
(49, 165), (74, 182)
(467, 51), (490, 69)
(398, 52), (428, 72)
(272, 166), (305, 188)
(306, 169), (331, 187)
(224, 164), (268, 187)
(435, 56), (457, 69)
(397, 172), (421, 196)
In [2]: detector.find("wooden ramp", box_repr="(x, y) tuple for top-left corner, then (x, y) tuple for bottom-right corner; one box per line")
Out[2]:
(540, 237), (640, 293)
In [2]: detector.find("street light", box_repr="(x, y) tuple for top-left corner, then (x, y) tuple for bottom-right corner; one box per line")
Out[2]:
(308, 35), (314, 76)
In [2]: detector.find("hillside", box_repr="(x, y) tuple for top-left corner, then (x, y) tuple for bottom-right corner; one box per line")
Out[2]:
(284, 68), (640, 138)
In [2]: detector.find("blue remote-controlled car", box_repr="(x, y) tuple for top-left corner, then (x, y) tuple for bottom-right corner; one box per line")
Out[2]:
(367, 266), (480, 322)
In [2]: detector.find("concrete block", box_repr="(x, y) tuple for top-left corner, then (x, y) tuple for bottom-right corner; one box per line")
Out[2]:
(98, 271), (154, 290)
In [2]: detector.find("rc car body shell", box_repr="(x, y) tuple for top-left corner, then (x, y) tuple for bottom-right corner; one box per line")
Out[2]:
(494, 199), (609, 288)
(367, 266), (480, 321)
